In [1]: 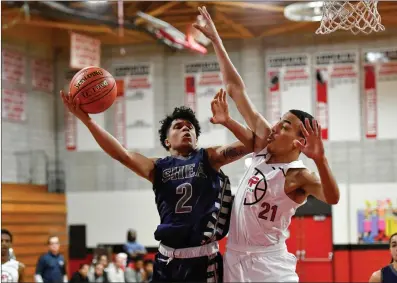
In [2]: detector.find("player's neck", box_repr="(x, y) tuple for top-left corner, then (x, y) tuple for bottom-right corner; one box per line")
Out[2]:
(267, 152), (299, 164)
(169, 148), (195, 158)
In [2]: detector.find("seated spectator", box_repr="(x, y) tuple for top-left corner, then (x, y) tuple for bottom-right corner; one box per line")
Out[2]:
(143, 259), (153, 283)
(89, 254), (110, 280)
(88, 263), (108, 283)
(107, 253), (127, 282)
(124, 230), (146, 265)
(125, 255), (146, 283)
(69, 263), (89, 283)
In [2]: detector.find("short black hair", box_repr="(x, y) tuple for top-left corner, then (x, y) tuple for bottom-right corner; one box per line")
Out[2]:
(144, 259), (154, 266)
(79, 263), (89, 270)
(1, 229), (13, 243)
(289, 109), (315, 137)
(158, 106), (201, 150)
(134, 255), (144, 262)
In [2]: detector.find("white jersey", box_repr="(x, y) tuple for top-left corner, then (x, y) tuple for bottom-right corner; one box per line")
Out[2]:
(1, 259), (19, 283)
(228, 147), (307, 248)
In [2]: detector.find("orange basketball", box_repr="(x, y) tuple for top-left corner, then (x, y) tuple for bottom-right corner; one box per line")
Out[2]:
(69, 66), (117, 114)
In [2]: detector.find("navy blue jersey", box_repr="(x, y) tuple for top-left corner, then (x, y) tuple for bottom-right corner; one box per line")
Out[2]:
(153, 148), (233, 249)
(381, 264), (397, 283)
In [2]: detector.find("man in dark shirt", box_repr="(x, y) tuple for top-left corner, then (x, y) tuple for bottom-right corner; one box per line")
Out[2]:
(35, 236), (68, 283)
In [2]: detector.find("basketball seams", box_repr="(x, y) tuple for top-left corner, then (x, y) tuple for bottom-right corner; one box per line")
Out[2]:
(72, 75), (114, 102)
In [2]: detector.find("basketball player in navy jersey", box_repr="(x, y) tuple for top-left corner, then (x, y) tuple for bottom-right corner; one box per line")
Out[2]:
(369, 232), (397, 283)
(61, 90), (252, 281)
(195, 6), (340, 282)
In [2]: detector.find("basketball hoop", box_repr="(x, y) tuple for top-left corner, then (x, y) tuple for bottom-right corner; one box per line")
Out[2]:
(315, 1), (385, 35)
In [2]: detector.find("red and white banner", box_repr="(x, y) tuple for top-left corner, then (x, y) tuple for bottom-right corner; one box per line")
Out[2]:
(64, 110), (77, 151)
(114, 64), (154, 149)
(114, 79), (126, 148)
(363, 49), (397, 139)
(266, 54), (312, 125)
(314, 51), (360, 141)
(32, 58), (54, 93)
(364, 65), (377, 138)
(70, 32), (101, 69)
(2, 88), (27, 122)
(2, 49), (26, 84)
(184, 62), (226, 147)
(267, 71), (281, 125)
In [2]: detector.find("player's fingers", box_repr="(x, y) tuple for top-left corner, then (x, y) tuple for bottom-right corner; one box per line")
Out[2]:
(203, 6), (212, 20)
(67, 92), (73, 104)
(313, 119), (319, 136)
(318, 124), (322, 139)
(198, 7), (205, 17)
(209, 117), (215, 124)
(305, 118), (314, 135)
(222, 89), (227, 104)
(300, 122), (310, 138)
(214, 89), (221, 100)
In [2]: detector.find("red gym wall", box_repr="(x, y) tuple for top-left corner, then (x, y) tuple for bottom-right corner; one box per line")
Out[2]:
(68, 215), (390, 282)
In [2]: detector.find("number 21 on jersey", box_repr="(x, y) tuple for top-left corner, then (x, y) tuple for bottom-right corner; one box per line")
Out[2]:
(258, 202), (278, 222)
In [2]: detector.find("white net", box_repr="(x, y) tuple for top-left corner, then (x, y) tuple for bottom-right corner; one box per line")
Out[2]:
(315, 0), (385, 35)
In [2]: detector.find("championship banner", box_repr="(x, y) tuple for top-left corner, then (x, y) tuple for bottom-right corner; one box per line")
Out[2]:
(314, 51), (360, 141)
(63, 73), (77, 151)
(114, 79), (126, 148)
(114, 64), (155, 149)
(70, 32), (101, 69)
(364, 49), (397, 139)
(32, 58), (54, 93)
(184, 62), (226, 147)
(65, 109), (77, 151)
(266, 71), (281, 125)
(2, 49), (26, 85)
(2, 88), (27, 122)
(266, 54), (312, 125)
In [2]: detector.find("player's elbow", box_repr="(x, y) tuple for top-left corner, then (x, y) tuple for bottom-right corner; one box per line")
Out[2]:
(326, 192), (340, 205)
(226, 83), (246, 99)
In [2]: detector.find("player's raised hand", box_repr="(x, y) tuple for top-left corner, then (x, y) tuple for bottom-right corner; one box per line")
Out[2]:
(60, 90), (90, 122)
(210, 88), (230, 125)
(192, 6), (221, 43)
(293, 118), (325, 162)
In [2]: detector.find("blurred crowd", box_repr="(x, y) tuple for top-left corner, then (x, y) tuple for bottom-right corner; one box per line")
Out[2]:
(70, 230), (153, 283)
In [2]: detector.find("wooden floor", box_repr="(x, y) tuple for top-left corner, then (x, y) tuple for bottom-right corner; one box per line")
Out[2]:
(2, 183), (68, 281)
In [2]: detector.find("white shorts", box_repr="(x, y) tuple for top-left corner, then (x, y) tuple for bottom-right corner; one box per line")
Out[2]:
(223, 243), (299, 282)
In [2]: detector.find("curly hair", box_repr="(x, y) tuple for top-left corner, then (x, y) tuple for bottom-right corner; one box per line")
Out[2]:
(158, 106), (201, 151)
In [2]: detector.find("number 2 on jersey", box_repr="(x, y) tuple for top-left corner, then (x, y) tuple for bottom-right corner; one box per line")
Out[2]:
(258, 202), (278, 222)
(175, 183), (193, 214)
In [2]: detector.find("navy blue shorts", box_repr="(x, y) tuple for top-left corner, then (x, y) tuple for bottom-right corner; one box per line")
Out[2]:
(152, 252), (223, 282)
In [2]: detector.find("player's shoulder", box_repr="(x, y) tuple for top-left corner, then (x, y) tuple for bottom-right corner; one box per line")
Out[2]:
(369, 269), (381, 282)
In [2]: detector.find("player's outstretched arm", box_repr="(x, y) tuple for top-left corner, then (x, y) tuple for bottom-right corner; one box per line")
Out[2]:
(206, 89), (253, 170)
(193, 6), (271, 153)
(61, 90), (155, 182)
(296, 119), (340, 205)
(369, 270), (381, 283)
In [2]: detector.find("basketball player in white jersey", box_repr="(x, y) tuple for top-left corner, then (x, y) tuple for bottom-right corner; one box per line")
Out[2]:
(195, 6), (340, 282)
(2, 229), (25, 282)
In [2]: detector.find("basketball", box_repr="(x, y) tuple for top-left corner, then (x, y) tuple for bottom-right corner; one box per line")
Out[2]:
(69, 66), (117, 114)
